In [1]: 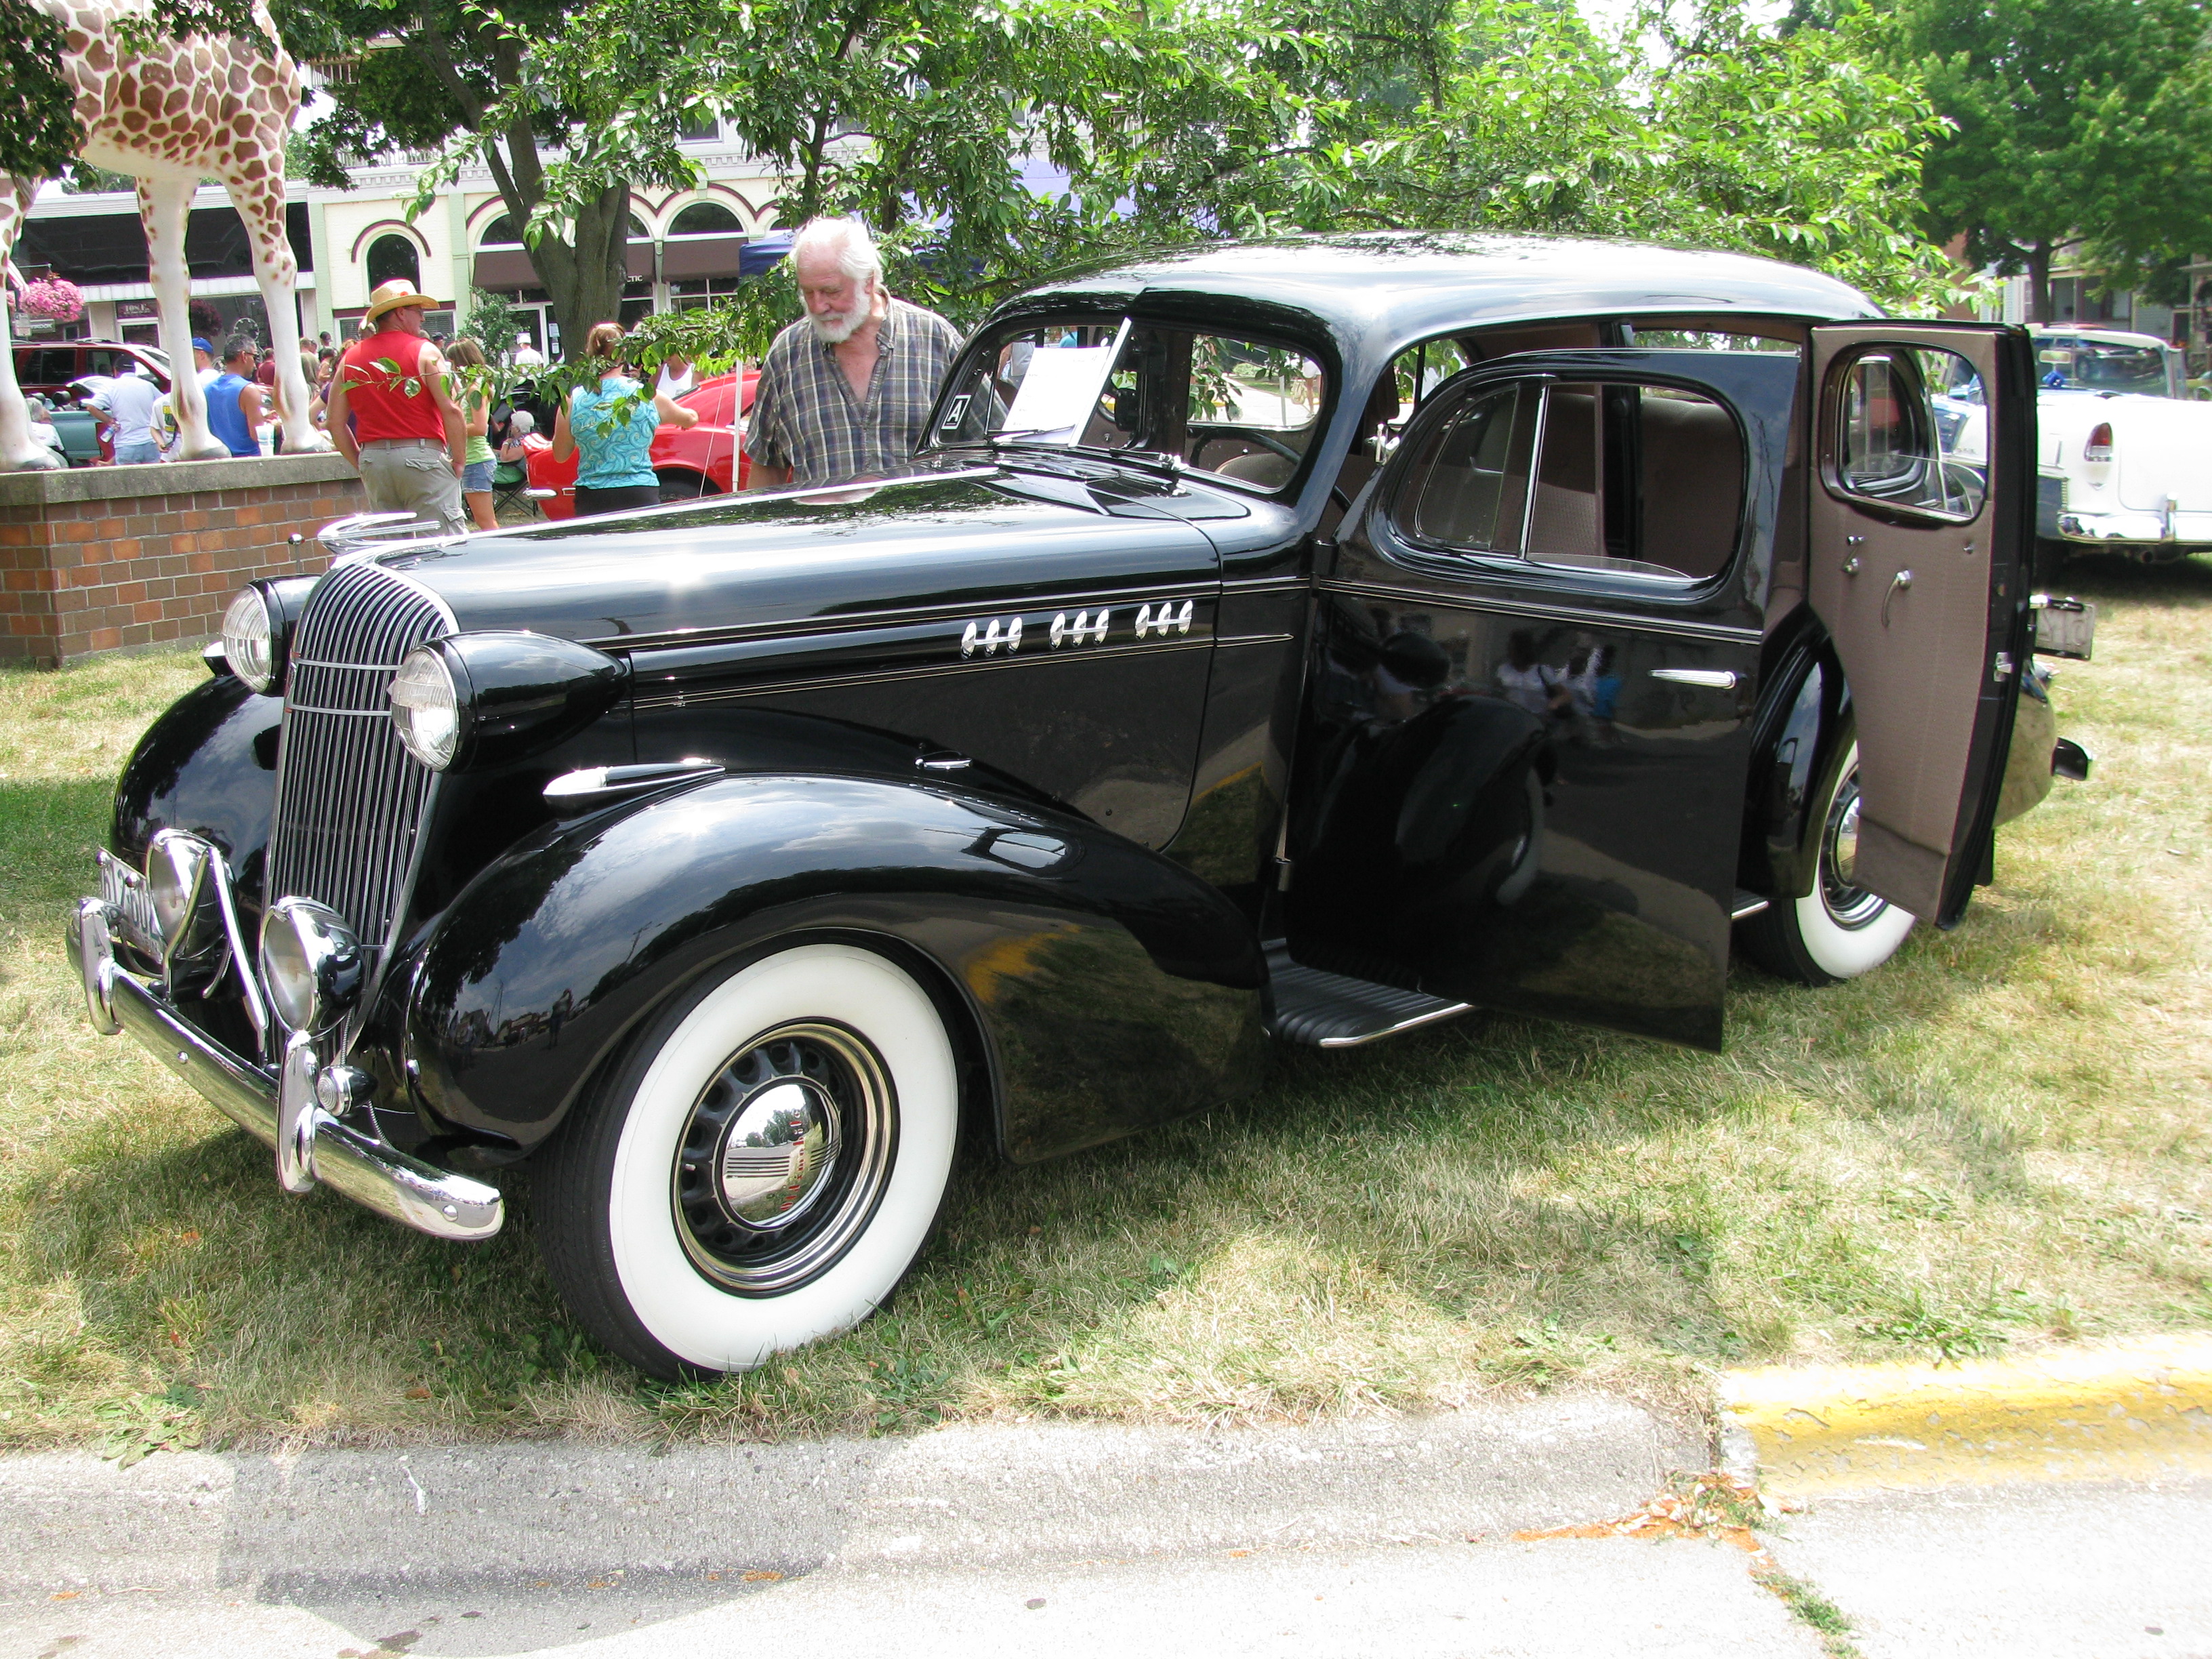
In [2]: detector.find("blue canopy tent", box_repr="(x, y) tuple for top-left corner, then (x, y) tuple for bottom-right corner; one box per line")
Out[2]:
(739, 230), (794, 277)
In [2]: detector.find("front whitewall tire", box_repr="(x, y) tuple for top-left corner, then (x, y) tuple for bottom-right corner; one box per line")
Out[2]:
(543, 943), (959, 1375)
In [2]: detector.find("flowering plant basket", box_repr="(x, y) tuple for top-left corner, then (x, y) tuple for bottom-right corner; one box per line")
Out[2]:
(18, 278), (85, 323)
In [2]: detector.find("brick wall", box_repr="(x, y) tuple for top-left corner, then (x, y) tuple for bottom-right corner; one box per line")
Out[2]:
(0, 453), (361, 666)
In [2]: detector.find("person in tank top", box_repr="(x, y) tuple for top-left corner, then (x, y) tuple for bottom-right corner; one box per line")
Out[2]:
(205, 336), (265, 459)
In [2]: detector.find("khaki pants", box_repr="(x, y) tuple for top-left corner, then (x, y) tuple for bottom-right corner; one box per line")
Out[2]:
(357, 440), (468, 534)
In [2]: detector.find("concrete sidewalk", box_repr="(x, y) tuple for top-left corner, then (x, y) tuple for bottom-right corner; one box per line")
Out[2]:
(5, 1391), (1768, 1658)
(8, 1340), (2212, 1659)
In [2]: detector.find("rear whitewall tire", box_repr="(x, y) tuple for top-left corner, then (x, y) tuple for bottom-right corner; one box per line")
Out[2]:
(1742, 737), (1917, 986)
(539, 942), (960, 1376)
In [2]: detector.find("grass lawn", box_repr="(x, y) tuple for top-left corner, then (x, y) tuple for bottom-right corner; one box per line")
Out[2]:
(1, 556), (2206, 1454)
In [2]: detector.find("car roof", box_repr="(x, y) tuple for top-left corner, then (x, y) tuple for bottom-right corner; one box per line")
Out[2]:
(1004, 231), (1883, 352)
(2027, 325), (2168, 349)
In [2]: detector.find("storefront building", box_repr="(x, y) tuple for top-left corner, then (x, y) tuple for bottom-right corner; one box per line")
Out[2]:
(13, 116), (787, 359)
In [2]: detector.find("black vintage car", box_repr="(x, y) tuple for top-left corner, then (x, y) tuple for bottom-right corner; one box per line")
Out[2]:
(69, 234), (2089, 1377)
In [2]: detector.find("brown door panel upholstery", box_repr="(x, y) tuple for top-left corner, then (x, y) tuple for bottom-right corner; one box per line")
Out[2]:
(1807, 325), (2011, 921)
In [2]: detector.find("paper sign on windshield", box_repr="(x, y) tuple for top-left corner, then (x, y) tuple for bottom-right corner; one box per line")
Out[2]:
(1001, 344), (1118, 441)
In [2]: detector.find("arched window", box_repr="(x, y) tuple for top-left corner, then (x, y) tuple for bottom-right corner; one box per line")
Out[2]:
(478, 216), (521, 247)
(670, 201), (743, 237)
(366, 233), (422, 289)
(629, 214), (651, 240)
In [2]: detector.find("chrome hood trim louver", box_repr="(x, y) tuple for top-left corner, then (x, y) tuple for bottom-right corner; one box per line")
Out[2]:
(266, 558), (456, 987)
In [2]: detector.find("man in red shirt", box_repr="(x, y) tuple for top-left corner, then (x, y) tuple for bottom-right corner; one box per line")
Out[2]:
(325, 280), (470, 534)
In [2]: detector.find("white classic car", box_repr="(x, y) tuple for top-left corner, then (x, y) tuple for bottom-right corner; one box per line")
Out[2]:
(2026, 327), (2212, 574)
(1931, 327), (2211, 577)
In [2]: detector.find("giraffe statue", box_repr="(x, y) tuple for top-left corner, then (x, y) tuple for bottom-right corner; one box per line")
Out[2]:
(0, 0), (321, 471)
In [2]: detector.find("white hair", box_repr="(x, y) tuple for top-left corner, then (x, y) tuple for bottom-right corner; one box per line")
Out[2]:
(792, 217), (883, 286)
(508, 410), (535, 435)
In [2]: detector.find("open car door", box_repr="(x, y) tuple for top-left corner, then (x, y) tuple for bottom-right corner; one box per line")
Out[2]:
(1807, 323), (2036, 926)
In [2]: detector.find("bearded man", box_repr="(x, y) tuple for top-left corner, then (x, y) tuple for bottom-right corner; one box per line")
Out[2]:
(743, 218), (962, 490)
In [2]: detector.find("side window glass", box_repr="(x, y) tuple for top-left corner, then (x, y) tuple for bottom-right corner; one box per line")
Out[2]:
(1833, 348), (1986, 520)
(1528, 383), (1742, 581)
(1395, 384), (1528, 552)
(1390, 378), (1742, 583)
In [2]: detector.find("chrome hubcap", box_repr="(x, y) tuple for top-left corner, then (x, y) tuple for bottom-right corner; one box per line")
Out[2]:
(1819, 769), (1887, 930)
(716, 1076), (840, 1228)
(672, 1020), (895, 1296)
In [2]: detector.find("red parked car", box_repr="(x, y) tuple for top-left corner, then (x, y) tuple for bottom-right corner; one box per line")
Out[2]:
(525, 369), (757, 519)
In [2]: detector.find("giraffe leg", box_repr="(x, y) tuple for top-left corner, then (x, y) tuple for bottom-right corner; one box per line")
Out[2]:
(226, 161), (323, 453)
(0, 173), (64, 473)
(140, 176), (228, 462)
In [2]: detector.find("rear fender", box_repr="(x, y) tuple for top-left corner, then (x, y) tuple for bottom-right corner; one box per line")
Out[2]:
(1737, 618), (1853, 902)
(405, 772), (1267, 1164)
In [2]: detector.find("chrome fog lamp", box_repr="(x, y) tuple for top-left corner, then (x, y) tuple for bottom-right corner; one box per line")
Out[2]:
(221, 587), (277, 692)
(259, 897), (365, 1036)
(388, 645), (461, 771)
(144, 828), (222, 960)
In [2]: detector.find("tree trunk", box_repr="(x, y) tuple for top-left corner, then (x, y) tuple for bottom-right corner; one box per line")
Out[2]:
(2026, 242), (2054, 325)
(528, 185), (632, 357)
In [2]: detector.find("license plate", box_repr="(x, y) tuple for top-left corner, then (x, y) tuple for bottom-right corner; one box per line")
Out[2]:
(2032, 597), (2095, 661)
(96, 849), (164, 957)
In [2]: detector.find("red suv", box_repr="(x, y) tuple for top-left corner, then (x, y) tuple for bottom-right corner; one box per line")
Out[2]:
(13, 341), (173, 403)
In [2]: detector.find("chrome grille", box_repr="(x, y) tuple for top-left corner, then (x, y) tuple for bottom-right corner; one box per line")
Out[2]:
(266, 559), (453, 951)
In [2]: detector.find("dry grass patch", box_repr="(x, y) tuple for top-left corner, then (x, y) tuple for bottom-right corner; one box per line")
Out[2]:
(0, 554), (2207, 1450)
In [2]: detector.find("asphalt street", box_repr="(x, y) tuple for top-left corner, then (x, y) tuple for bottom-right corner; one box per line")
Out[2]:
(0, 1383), (2206, 1658)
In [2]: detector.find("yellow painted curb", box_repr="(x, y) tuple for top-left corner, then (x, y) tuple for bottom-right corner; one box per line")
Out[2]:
(1721, 1336), (2212, 1495)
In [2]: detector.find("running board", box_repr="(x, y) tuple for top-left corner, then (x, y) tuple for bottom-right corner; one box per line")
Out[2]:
(1732, 889), (1770, 920)
(1264, 944), (1472, 1048)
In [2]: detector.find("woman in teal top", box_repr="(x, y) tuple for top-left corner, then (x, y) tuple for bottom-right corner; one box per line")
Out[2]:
(550, 322), (699, 516)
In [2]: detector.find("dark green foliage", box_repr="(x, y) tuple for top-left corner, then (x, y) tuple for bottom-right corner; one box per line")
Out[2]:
(1, 0), (82, 179)
(1891, 0), (2212, 319)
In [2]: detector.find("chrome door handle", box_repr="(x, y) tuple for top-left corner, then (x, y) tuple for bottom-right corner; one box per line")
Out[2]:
(1650, 668), (1739, 690)
(1882, 569), (1913, 627)
(1842, 556), (1863, 577)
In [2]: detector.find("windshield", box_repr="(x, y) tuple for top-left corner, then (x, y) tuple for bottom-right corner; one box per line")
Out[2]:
(2035, 337), (2173, 396)
(931, 315), (1330, 489)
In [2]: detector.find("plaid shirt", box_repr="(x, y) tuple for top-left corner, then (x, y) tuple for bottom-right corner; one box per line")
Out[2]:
(747, 298), (962, 487)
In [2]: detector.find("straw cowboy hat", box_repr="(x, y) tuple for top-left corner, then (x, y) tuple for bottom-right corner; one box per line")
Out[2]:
(363, 278), (439, 323)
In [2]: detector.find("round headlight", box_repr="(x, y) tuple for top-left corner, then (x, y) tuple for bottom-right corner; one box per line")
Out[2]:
(389, 645), (461, 771)
(221, 587), (276, 692)
(260, 897), (363, 1036)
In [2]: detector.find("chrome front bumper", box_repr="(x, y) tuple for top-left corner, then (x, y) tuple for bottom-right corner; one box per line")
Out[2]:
(69, 897), (503, 1242)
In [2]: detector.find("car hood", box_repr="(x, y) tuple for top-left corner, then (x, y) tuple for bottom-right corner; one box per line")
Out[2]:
(367, 463), (1225, 647)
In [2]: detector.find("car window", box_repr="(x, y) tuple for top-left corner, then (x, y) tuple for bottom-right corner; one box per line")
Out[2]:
(1389, 337), (1473, 416)
(933, 317), (1328, 490)
(1391, 376), (1744, 582)
(20, 348), (79, 384)
(1832, 348), (1986, 520)
(1397, 384), (1530, 552)
(1628, 327), (1799, 356)
(2034, 336), (2170, 394)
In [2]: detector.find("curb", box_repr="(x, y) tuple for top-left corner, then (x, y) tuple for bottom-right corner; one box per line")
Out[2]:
(0, 1391), (1701, 1601)
(1721, 1335), (2212, 1496)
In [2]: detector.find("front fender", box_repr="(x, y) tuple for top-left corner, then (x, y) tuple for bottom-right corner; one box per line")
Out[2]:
(406, 773), (1267, 1164)
(111, 671), (283, 890)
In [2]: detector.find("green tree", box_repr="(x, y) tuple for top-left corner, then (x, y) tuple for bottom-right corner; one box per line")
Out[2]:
(3, 0), (85, 179)
(1890, 0), (2212, 320)
(281, 0), (697, 350)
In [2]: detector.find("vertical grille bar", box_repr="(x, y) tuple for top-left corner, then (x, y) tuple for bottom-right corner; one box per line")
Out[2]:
(266, 560), (455, 954)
